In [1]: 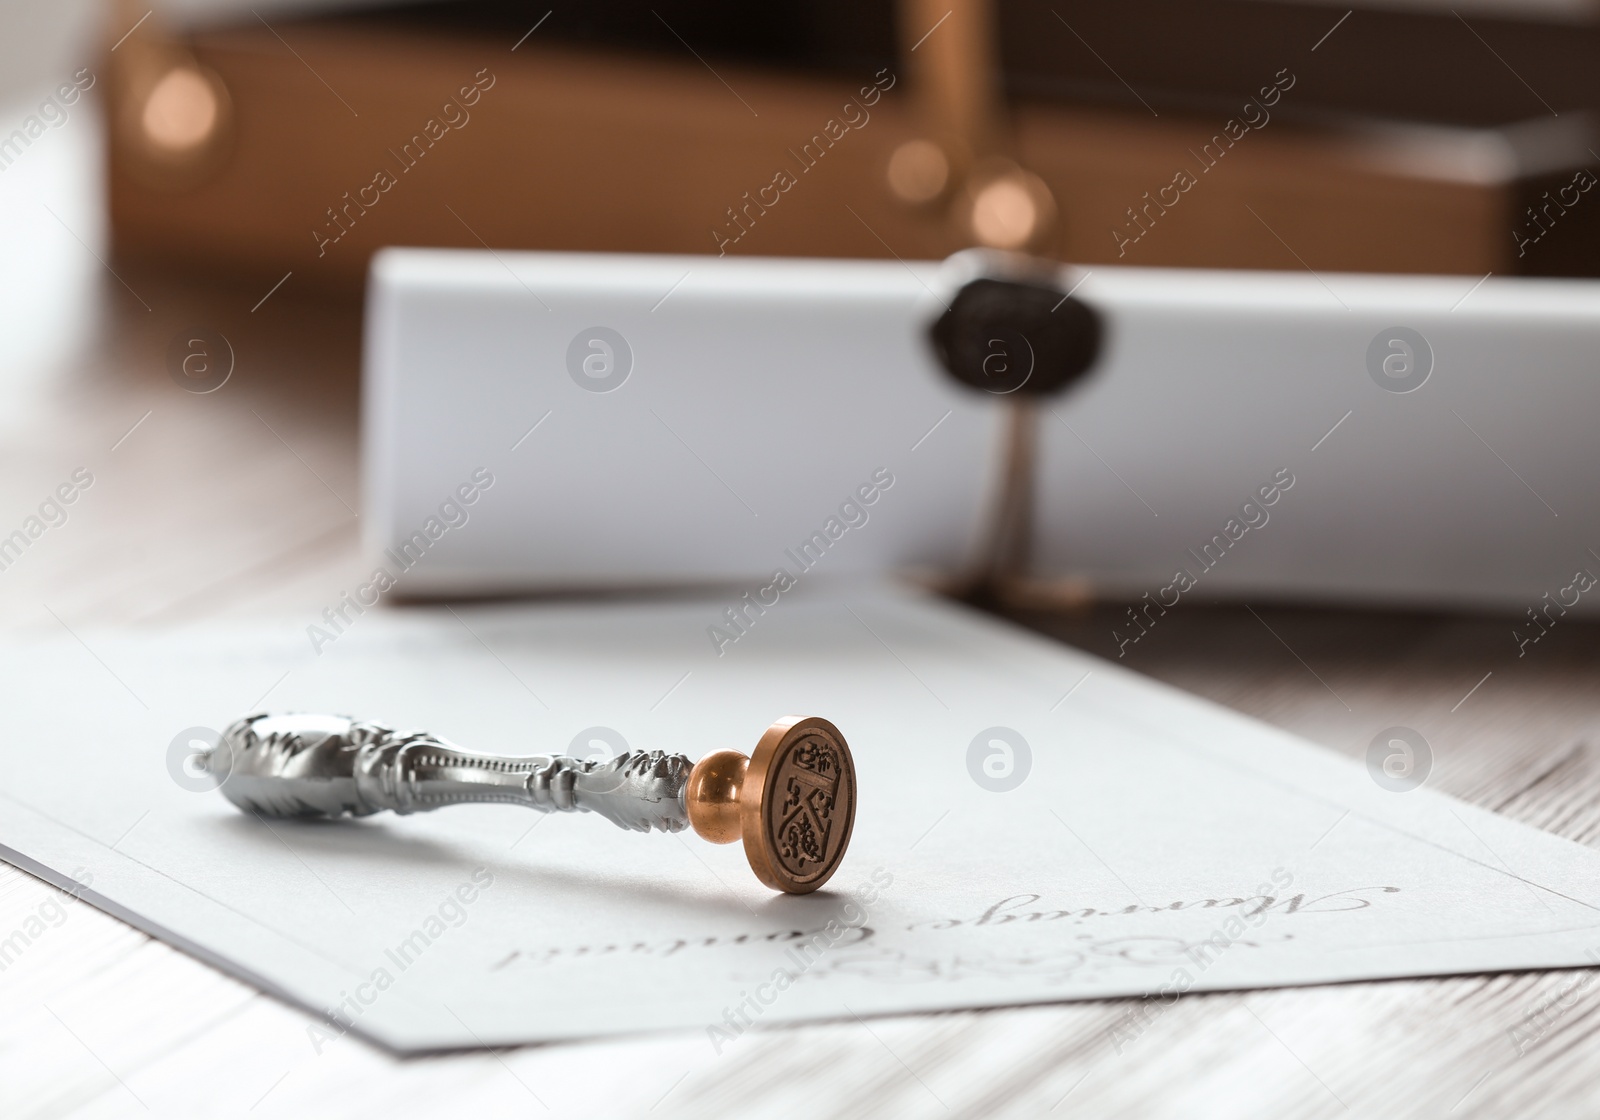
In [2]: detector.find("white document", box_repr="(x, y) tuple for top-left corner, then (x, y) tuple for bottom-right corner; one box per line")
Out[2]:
(363, 251), (997, 593)
(365, 249), (1600, 612)
(2, 585), (1598, 1052)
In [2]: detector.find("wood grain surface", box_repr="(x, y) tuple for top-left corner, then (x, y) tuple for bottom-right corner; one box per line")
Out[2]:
(1, 267), (1596, 1119)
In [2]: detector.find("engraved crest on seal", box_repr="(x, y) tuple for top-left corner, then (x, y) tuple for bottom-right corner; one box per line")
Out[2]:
(774, 732), (844, 873)
(743, 716), (856, 893)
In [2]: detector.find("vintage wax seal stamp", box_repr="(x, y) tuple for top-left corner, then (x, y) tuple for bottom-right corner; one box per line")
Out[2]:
(203, 712), (856, 895)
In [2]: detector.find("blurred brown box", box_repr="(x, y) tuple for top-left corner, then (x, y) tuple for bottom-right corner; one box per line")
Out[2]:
(106, 8), (1596, 290)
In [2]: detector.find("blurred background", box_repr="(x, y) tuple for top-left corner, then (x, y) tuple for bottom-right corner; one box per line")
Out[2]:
(87, 0), (1600, 277)
(12, 0), (1600, 295)
(1, 0), (1598, 631)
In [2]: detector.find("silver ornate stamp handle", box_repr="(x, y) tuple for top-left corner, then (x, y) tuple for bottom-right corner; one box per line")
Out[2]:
(208, 713), (691, 833)
(204, 711), (859, 894)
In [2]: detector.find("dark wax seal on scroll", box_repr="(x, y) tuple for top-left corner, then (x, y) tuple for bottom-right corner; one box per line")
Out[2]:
(929, 277), (1103, 398)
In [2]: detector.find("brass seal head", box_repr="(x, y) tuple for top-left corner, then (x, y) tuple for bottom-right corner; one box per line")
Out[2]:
(687, 716), (856, 894)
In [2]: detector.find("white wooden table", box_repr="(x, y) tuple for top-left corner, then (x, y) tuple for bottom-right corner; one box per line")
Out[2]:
(2, 267), (1597, 1119)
